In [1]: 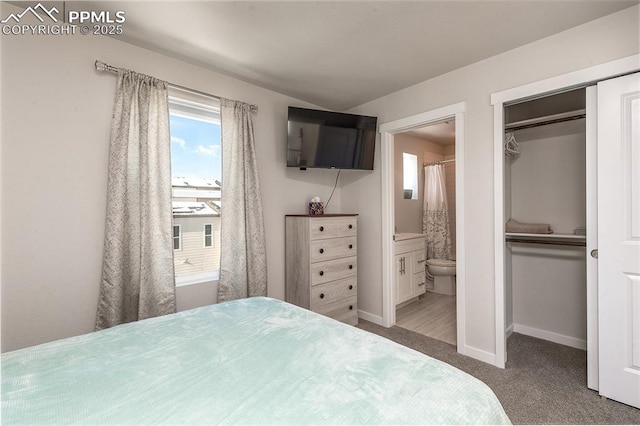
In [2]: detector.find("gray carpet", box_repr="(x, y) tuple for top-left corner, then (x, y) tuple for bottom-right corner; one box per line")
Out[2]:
(357, 321), (640, 425)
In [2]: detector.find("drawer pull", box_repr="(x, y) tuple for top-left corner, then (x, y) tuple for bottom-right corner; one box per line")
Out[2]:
(348, 285), (353, 290)
(348, 265), (353, 270)
(348, 224), (353, 229)
(319, 271), (324, 276)
(319, 226), (324, 232)
(320, 293), (325, 299)
(349, 244), (353, 249)
(349, 305), (353, 310)
(319, 248), (324, 254)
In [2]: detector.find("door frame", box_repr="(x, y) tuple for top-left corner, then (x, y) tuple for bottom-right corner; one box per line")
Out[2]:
(491, 54), (639, 370)
(379, 101), (467, 352)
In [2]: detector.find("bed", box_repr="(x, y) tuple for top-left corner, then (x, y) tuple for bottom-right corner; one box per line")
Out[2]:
(2, 297), (510, 424)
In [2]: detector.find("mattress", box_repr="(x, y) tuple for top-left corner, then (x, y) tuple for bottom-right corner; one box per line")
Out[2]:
(2, 297), (510, 425)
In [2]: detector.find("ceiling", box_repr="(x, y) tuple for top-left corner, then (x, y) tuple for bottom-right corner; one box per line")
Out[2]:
(407, 121), (456, 146)
(70, 1), (638, 110)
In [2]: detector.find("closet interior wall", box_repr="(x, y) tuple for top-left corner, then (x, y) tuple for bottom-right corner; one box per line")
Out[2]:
(505, 89), (588, 349)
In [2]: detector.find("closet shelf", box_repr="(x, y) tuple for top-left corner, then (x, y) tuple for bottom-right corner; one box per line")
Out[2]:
(505, 232), (586, 247)
(505, 109), (586, 132)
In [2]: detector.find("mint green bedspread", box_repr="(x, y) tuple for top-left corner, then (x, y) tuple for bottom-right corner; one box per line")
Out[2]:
(2, 297), (510, 425)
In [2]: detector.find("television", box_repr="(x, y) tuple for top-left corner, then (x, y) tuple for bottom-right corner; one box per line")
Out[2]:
(287, 107), (377, 170)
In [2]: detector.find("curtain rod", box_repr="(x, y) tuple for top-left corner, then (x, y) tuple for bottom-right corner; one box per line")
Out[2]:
(94, 60), (258, 112)
(505, 112), (584, 133)
(424, 159), (455, 167)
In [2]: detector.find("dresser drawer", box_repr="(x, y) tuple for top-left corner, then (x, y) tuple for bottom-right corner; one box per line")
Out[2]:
(413, 249), (426, 273)
(309, 217), (357, 240)
(311, 256), (357, 286)
(313, 296), (358, 325)
(415, 272), (426, 296)
(310, 277), (357, 310)
(310, 237), (357, 263)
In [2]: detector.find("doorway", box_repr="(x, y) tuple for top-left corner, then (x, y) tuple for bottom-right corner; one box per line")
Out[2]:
(393, 121), (457, 346)
(379, 101), (468, 355)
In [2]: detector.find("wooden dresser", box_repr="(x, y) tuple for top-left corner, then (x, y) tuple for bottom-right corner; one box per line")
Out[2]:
(285, 214), (358, 325)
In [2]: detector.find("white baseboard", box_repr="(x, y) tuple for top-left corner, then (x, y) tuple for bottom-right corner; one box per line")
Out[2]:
(506, 323), (514, 339)
(513, 323), (586, 350)
(458, 344), (497, 366)
(357, 309), (384, 326)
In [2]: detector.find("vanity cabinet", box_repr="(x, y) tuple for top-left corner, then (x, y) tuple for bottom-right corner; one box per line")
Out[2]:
(394, 236), (426, 305)
(285, 214), (358, 325)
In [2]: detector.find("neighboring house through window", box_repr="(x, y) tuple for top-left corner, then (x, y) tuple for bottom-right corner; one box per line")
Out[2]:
(169, 90), (221, 285)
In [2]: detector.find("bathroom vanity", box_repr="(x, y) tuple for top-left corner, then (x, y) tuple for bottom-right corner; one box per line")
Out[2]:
(394, 233), (426, 306)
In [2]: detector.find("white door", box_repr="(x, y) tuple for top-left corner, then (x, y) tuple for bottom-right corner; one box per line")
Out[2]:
(597, 72), (640, 409)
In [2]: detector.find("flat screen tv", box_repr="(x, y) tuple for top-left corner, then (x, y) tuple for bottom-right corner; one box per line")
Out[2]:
(287, 107), (377, 170)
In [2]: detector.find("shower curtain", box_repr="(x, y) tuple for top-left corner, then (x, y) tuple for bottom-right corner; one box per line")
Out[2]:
(423, 164), (452, 260)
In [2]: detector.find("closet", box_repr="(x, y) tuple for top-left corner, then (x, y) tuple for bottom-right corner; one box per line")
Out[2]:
(503, 88), (588, 350)
(496, 70), (640, 409)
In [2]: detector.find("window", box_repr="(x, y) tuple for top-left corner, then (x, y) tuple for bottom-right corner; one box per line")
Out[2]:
(173, 225), (182, 250)
(169, 91), (221, 285)
(204, 224), (213, 248)
(403, 152), (418, 200)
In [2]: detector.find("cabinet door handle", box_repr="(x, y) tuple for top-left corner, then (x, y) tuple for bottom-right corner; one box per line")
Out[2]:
(418, 259), (426, 263)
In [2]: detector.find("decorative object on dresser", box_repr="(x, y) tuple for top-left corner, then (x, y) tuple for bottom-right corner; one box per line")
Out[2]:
(285, 214), (358, 325)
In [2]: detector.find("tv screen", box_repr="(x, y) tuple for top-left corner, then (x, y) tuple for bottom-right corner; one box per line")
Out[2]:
(287, 107), (377, 170)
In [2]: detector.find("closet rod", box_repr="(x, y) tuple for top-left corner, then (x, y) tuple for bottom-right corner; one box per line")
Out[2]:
(94, 60), (259, 112)
(424, 159), (455, 166)
(505, 237), (586, 247)
(505, 110), (585, 132)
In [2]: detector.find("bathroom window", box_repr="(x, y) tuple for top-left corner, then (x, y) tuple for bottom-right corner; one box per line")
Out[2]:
(403, 152), (418, 200)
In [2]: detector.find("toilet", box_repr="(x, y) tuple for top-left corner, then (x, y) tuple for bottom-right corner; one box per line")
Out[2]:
(426, 259), (456, 295)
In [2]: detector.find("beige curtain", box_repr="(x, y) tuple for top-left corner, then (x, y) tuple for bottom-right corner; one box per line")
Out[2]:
(218, 99), (267, 301)
(423, 164), (452, 260)
(96, 70), (176, 330)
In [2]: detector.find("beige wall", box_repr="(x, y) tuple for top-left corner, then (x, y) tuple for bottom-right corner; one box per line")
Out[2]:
(0, 3), (339, 351)
(509, 120), (587, 344)
(393, 134), (443, 234)
(342, 6), (639, 357)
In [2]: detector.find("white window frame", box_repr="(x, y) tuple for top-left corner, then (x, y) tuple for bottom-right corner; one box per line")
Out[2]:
(169, 88), (221, 287)
(402, 152), (418, 200)
(173, 224), (182, 251)
(204, 223), (213, 248)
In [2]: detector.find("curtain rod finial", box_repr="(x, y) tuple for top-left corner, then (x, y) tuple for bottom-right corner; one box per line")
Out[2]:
(95, 60), (107, 72)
